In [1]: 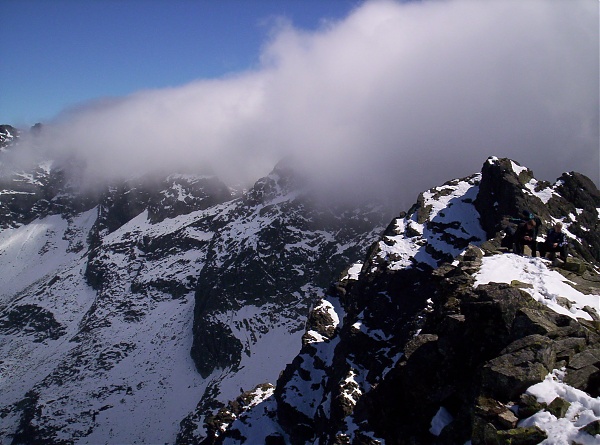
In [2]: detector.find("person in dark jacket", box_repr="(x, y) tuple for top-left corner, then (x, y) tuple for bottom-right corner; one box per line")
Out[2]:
(540, 222), (568, 262)
(514, 219), (537, 256)
(503, 211), (542, 254)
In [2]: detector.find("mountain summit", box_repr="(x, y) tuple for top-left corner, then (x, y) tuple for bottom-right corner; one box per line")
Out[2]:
(188, 157), (600, 445)
(0, 148), (598, 445)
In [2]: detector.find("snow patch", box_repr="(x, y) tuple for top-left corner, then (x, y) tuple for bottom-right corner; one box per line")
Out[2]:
(430, 406), (454, 436)
(510, 160), (529, 176)
(342, 262), (363, 281)
(524, 179), (558, 204)
(520, 369), (600, 445)
(474, 255), (599, 320)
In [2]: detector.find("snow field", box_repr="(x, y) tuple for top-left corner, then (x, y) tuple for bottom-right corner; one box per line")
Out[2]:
(474, 254), (599, 321)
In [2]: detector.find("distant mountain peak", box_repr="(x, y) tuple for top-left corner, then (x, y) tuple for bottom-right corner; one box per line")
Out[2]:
(0, 124), (19, 151)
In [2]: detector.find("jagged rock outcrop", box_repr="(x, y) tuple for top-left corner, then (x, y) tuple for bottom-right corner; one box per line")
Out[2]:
(190, 163), (389, 379)
(0, 124), (18, 148)
(211, 157), (600, 445)
(475, 157), (600, 262)
(362, 259), (600, 444)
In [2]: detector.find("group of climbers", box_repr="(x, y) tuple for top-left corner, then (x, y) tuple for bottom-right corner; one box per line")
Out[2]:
(502, 211), (569, 264)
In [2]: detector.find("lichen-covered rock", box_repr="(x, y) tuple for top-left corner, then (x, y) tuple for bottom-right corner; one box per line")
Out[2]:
(546, 397), (571, 419)
(580, 419), (600, 436)
(481, 335), (556, 402)
(495, 426), (548, 445)
(517, 393), (547, 419)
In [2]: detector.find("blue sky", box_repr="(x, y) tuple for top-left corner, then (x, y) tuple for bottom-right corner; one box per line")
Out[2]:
(1, 0), (363, 125)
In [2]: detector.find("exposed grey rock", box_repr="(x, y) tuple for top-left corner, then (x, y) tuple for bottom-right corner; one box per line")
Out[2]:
(3, 150), (599, 444)
(0, 304), (65, 342)
(580, 419), (600, 436)
(218, 158), (600, 444)
(517, 393), (547, 419)
(546, 397), (570, 418)
(495, 426), (548, 445)
(481, 335), (555, 402)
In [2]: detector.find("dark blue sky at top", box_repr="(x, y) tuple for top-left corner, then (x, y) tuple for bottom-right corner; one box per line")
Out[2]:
(0, 0), (364, 125)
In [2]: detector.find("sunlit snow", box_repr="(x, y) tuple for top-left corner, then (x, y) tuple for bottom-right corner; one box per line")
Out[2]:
(474, 254), (599, 321)
(521, 369), (600, 445)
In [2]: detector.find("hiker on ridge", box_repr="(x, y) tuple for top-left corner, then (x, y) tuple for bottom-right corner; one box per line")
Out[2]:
(502, 210), (541, 254)
(540, 222), (568, 263)
(514, 219), (537, 256)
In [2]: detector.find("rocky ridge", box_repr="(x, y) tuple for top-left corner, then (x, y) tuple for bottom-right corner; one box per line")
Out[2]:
(207, 157), (600, 445)
(0, 125), (18, 149)
(1, 139), (598, 444)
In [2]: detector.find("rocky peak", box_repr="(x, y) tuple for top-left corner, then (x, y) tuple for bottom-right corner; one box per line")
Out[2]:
(2, 151), (598, 444)
(475, 156), (546, 238)
(475, 156), (600, 262)
(209, 157), (600, 445)
(242, 159), (305, 207)
(0, 124), (19, 149)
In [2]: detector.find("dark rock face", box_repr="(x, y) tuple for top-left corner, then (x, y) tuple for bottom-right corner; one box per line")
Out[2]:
(147, 174), (233, 223)
(190, 180), (388, 378)
(553, 172), (600, 262)
(475, 157), (600, 262)
(475, 157), (544, 238)
(249, 251), (600, 445)
(0, 304), (66, 342)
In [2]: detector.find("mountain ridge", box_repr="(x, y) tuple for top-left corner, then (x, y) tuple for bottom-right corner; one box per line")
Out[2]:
(194, 157), (600, 445)
(0, 142), (598, 445)
(0, 140), (390, 444)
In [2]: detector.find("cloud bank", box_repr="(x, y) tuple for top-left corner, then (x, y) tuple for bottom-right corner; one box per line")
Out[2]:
(14, 0), (600, 207)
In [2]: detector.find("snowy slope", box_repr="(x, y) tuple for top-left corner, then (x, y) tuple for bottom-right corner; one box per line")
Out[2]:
(0, 156), (389, 444)
(375, 173), (486, 270)
(2, 149), (598, 444)
(0, 208), (208, 444)
(475, 254), (599, 321)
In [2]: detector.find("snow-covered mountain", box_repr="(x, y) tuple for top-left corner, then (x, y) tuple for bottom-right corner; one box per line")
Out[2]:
(1, 130), (599, 445)
(0, 125), (18, 151)
(0, 135), (390, 444)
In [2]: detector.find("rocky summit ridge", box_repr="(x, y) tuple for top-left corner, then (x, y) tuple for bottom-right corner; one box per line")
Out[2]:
(0, 139), (598, 445)
(197, 157), (600, 445)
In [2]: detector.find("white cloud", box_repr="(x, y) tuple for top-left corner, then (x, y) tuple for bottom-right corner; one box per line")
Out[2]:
(13, 0), (600, 207)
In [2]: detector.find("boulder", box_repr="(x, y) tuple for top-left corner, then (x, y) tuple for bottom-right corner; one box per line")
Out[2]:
(580, 419), (600, 436)
(495, 426), (548, 445)
(481, 335), (555, 401)
(517, 393), (547, 419)
(546, 397), (571, 418)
